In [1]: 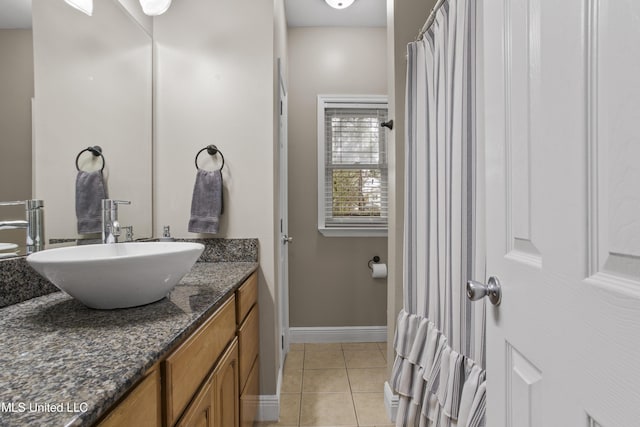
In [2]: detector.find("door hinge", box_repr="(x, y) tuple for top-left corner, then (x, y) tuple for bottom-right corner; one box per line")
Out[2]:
(281, 335), (284, 350)
(280, 101), (283, 115)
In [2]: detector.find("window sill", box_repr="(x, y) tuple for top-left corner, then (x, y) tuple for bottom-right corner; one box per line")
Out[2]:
(318, 227), (388, 238)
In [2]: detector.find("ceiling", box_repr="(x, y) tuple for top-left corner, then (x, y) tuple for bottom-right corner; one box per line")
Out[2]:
(0, 0), (386, 30)
(285, 0), (386, 27)
(0, 0), (31, 29)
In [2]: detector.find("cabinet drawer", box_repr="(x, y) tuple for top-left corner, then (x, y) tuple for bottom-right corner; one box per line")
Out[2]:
(236, 272), (257, 324)
(238, 305), (259, 391)
(240, 358), (259, 427)
(98, 368), (161, 427)
(165, 296), (236, 426)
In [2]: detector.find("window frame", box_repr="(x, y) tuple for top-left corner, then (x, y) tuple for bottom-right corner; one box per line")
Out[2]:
(317, 94), (389, 237)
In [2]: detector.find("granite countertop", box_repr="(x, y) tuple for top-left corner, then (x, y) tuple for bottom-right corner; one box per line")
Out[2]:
(0, 261), (258, 427)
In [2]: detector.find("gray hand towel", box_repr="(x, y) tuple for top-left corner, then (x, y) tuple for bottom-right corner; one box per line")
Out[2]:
(188, 169), (224, 234)
(76, 170), (108, 234)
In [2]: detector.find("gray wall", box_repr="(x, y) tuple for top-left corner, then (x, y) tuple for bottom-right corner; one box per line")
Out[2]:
(288, 27), (388, 328)
(0, 29), (33, 249)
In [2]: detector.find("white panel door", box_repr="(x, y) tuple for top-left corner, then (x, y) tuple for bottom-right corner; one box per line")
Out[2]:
(481, 0), (640, 425)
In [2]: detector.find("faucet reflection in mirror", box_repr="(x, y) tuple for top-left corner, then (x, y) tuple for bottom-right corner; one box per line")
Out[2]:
(64, 0), (172, 16)
(102, 199), (131, 244)
(0, 200), (44, 254)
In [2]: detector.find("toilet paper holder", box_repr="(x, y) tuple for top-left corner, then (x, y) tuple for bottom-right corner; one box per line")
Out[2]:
(368, 256), (381, 271)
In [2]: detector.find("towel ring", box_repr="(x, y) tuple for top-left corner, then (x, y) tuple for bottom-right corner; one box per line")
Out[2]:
(195, 145), (225, 171)
(75, 146), (105, 172)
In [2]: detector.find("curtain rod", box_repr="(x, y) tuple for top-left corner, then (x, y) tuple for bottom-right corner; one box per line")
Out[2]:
(416, 0), (448, 41)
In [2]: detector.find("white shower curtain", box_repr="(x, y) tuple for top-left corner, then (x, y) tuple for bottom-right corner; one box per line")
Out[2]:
(390, 0), (486, 426)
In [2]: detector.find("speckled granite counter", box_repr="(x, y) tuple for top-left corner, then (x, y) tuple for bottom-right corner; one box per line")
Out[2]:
(0, 257), (59, 308)
(0, 261), (258, 427)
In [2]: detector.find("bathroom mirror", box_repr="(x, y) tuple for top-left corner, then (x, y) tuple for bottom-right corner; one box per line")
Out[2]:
(0, 0), (33, 255)
(0, 0), (153, 257)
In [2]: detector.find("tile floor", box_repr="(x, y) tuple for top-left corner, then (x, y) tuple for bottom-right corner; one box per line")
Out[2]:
(256, 342), (394, 427)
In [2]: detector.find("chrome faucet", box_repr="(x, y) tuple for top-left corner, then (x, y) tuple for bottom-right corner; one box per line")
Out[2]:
(0, 200), (45, 254)
(102, 199), (130, 244)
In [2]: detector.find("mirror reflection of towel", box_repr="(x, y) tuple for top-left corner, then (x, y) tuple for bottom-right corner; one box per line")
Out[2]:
(188, 169), (223, 234)
(76, 170), (108, 234)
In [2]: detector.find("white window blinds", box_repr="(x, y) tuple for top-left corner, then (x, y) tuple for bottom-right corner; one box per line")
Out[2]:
(317, 96), (388, 236)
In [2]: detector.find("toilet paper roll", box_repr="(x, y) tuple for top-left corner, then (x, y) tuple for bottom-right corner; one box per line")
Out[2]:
(371, 263), (388, 279)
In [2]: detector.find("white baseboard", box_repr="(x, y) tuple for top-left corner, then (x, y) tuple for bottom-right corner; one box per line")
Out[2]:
(256, 394), (279, 421)
(289, 326), (387, 343)
(384, 381), (399, 423)
(256, 364), (284, 422)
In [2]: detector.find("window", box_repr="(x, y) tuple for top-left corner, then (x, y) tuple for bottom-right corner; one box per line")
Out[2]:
(317, 95), (388, 237)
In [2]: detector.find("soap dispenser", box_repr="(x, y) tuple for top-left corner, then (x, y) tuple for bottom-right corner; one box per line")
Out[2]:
(159, 225), (175, 242)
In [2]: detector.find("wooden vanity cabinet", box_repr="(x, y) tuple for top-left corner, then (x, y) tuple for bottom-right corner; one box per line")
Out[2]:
(95, 271), (259, 427)
(213, 338), (240, 427)
(236, 273), (259, 427)
(176, 339), (239, 427)
(165, 296), (237, 426)
(175, 371), (215, 427)
(97, 368), (162, 427)
(236, 272), (257, 324)
(166, 271), (259, 427)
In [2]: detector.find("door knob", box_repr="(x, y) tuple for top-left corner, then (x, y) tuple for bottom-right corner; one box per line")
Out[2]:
(282, 235), (293, 244)
(466, 276), (502, 306)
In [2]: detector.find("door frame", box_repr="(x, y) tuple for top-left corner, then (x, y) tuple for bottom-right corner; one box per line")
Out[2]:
(277, 58), (290, 372)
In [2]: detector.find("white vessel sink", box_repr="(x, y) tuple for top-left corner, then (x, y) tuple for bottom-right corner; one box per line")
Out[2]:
(27, 242), (205, 309)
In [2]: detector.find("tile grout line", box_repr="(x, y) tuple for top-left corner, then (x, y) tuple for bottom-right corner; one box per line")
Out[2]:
(343, 346), (362, 427)
(297, 347), (304, 427)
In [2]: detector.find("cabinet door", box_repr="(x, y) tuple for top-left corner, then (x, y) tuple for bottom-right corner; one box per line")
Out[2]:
(176, 375), (215, 427)
(214, 339), (239, 427)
